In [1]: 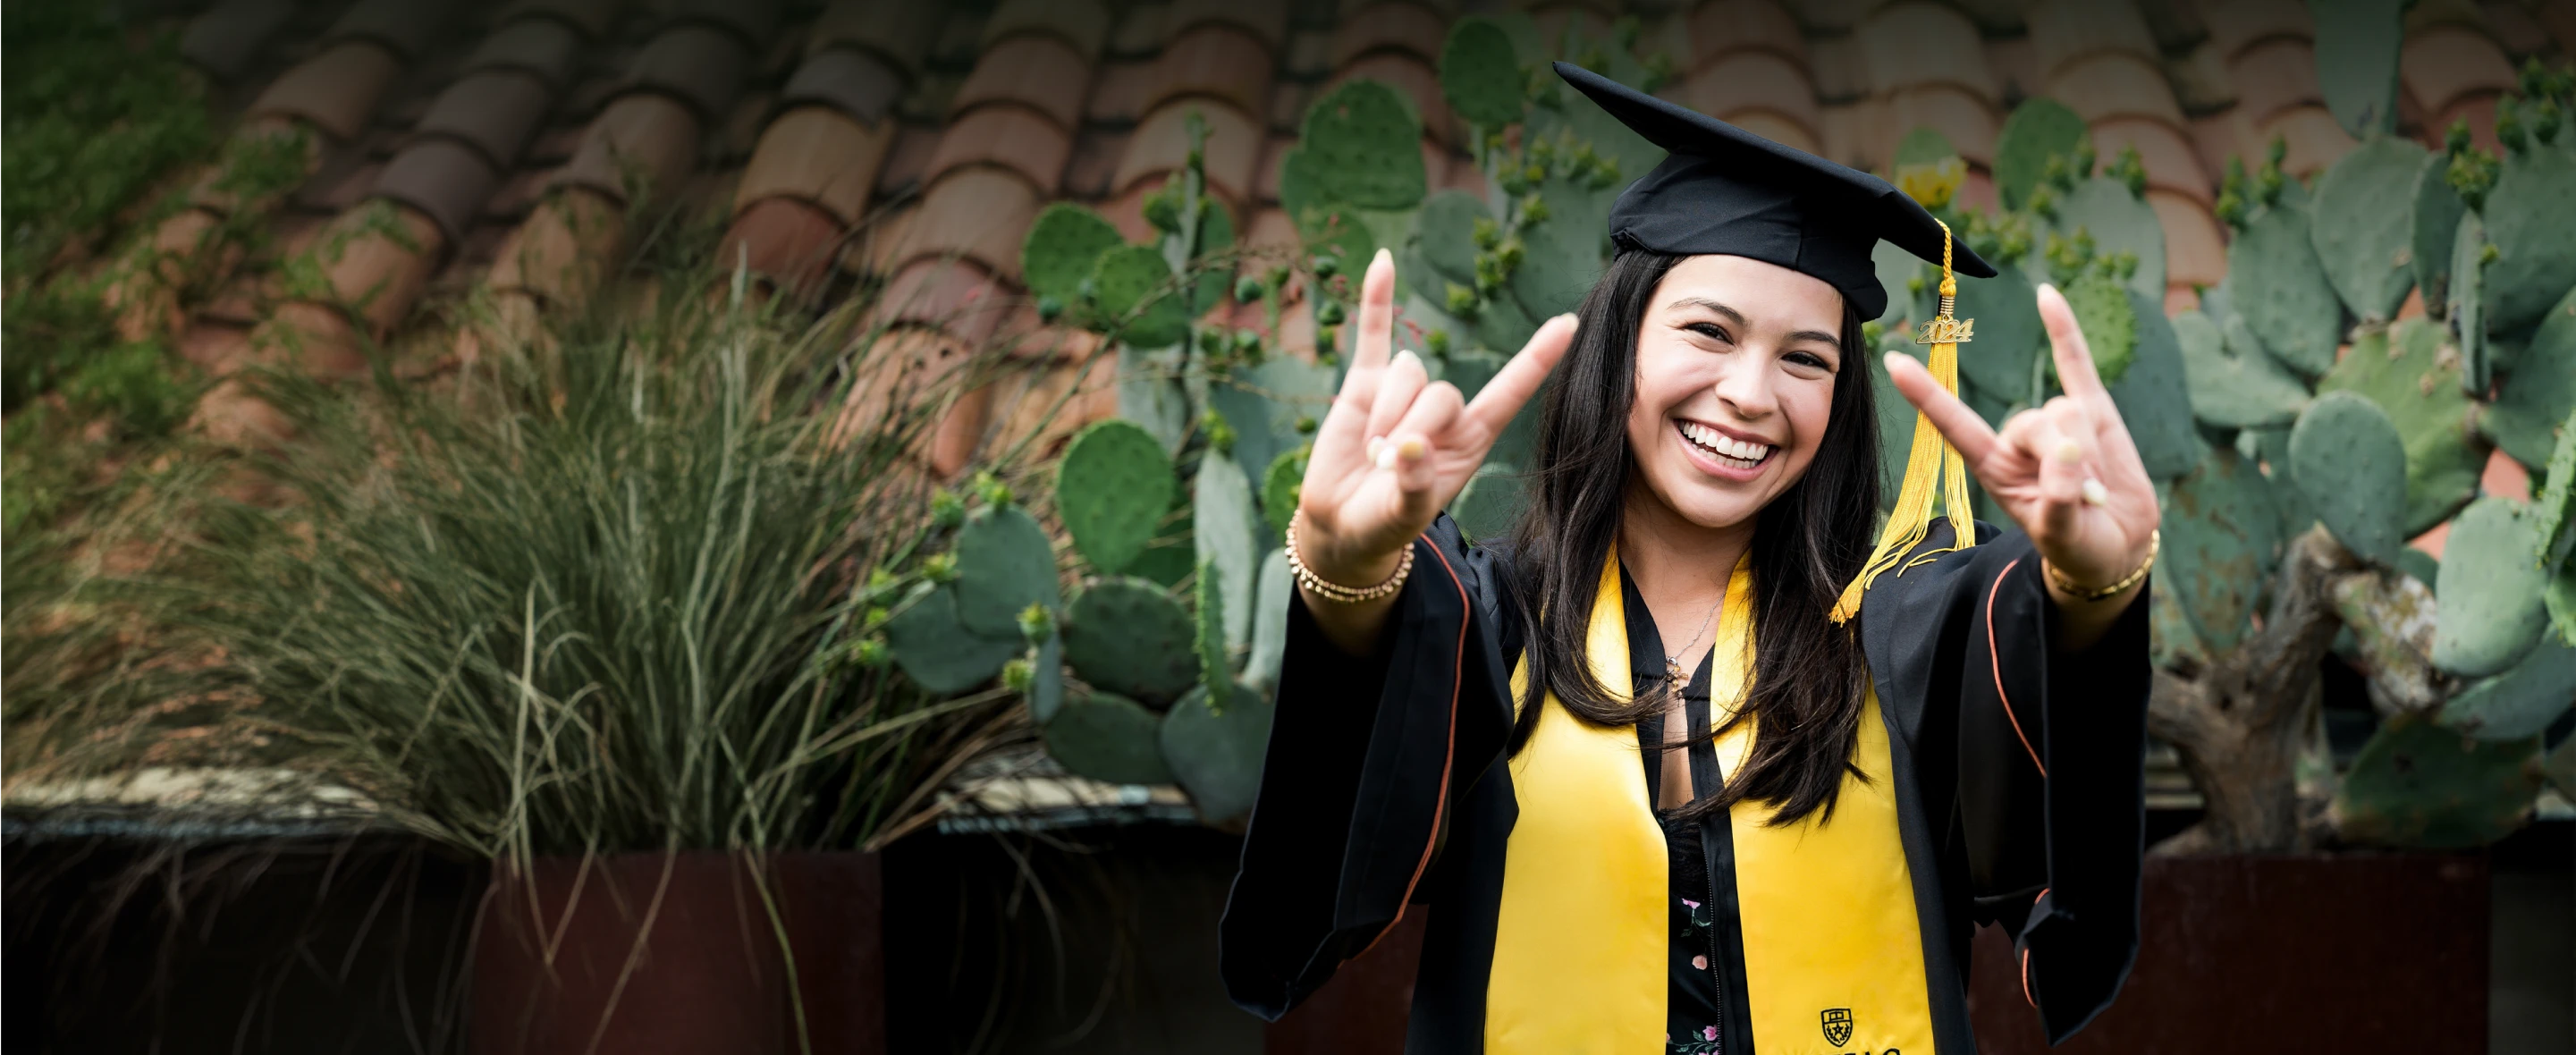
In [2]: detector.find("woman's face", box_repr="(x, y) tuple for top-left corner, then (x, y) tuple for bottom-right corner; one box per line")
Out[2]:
(1623, 254), (1847, 530)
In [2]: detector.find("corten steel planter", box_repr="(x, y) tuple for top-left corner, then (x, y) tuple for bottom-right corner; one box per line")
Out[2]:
(1968, 854), (2488, 1054)
(472, 850), (884, 1055)
(1260, 856), (2490, 1054)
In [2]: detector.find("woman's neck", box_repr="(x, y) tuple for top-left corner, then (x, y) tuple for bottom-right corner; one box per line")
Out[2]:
(1617, 483), (1754, 670)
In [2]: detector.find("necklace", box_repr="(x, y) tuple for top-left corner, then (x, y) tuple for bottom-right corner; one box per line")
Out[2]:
(1662, 587), (1727, 685)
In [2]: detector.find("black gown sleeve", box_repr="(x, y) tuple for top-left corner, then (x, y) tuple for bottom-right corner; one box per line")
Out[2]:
(1219, 514), (1521, 1022)
(1861, 522), (2153, 1044)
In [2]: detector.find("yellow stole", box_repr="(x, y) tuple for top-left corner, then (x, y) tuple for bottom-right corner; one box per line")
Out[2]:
(1485, 552), (1933, 1054)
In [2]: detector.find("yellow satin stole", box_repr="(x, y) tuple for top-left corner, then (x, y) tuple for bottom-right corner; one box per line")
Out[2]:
(1486, 552), (1933, 1054)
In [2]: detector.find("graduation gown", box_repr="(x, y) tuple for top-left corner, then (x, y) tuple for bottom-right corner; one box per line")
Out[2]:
(1220, 514), (2152, 1052)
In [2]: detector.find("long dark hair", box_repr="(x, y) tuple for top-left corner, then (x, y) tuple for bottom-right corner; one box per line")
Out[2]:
(1503, 249), (1883, 826)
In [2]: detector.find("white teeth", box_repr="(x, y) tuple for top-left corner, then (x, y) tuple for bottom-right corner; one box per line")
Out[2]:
(1677, 421), (1771, 465)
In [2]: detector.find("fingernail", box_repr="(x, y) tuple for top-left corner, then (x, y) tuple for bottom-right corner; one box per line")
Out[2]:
(1883, 351), (1905, 370)
(1374, 443), (1400, 470)
(2055, 440), (2084, 464)
(1373, 248), (1392, 267)
(1392, 349), (1422, 372)
(1365, 435), (1385, 462)
(2081, 477), (2108, 506)
(1397, 437), (1426, 462)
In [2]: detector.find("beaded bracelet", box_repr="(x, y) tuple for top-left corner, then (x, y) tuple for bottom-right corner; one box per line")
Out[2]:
(1284, 517), (1415, 603)
(2042, 528), (2159, 602)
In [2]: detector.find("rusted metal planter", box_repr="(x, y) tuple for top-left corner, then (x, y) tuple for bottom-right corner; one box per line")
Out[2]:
(1969, 853), (2488, 1054)
(472, 851), (884, 1055)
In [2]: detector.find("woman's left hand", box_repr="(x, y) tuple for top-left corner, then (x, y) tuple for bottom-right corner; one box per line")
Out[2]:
(1884, 283), (2161, 612)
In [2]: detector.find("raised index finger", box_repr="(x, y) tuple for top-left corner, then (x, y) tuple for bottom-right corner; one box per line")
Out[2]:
(1883, 352), (2000, 467)
(1464, 314), (1578, 435)
(1347, 249), (1397, 373)
(2037, 283), (2114, 410)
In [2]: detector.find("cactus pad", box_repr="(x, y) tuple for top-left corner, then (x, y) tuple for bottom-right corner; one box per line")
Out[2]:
(2331, 710), (2541, 849)
(2448, 212), (2489, 394)
(2230, 204), (2345, 377)
(1159, 680), (1276, 828)
(1994, 97), (2089, 210)
(2431, 496), (2551, 677)
(1414, 190), (1489, 290)
(1211, 357), (1337, 491)
(2107, 290), (2200, 478)
(1450, 462), (1530, 544)
(1195, 451), (1260, 648)
(2290, 392), (2410, 565)
(2480, 283), (2576, 469)
(1472, 284), (1541, 354)
(1439, 16), (1525, 129)
(2160, 444), (2284, 652)
(1022, 203), (1126, 309)
(2177, 309), (2310, 429)
(1062, 577), (1200, 705)
(951, 505), (1061, 638)
(2435, 636), (2576, 741)
(1245, 548), (1292, 694)
(885, 582), (1020, 694)
(2318, 317), (2489, 535)
(1195, 556), (1229, 705)
(2478, 146), (2576, 334)
(2307, 136), (2428, 321)
(2410, 148), (2469, 310)
(2063, 274), (2138, 384)
(2053, 177), (2167, 301)
(1953, 264), (2043, 403)
(1261, 445), (1309, 536)
(1026, 633), (1065, 723)
(1091, 243), (1189, 348)
(2149, 573), (2209, 671)
(1058, 419), (1178, 574)
(1043, 688), (1176, 785)
(2310, 0), (2405, 137)
(1289, 80), (1428, 211)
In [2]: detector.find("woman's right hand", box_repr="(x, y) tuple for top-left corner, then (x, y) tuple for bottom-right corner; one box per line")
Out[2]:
(1294, 249), (1579, 591)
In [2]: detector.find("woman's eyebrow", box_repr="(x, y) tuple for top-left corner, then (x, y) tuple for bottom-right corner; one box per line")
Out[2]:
(1668, 296), (1838, 349)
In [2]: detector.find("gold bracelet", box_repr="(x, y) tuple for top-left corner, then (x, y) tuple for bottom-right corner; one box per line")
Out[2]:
(1284, 516), (1415, 603)
(2042, 528), (2158, 602)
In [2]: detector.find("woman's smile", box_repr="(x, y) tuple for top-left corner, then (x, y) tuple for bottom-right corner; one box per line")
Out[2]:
(1672, 418), (1777, 480)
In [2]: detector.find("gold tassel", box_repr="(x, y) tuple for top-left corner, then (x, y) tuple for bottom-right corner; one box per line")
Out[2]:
(1830, 220), (1978, 624)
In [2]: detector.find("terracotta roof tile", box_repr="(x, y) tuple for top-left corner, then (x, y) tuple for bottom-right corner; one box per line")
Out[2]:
(182, 0), (298, 81)
(621, 24), (754, 124)
(2165, 42), (2239, 114)
(1100, 179), (1160, 243)
(553, 93), (704, 203)
(2403, 0), (2490, 34)
(2149, 188), (2228, 288)
(2230, 37), (2324, 124)
(1086, 59), (1158, 124)
(925, 105), (1075, 192)
(1528, 8), (1616, 46)
(1111, 3), (1173, 59)
(299, 157), (385, 213)
(2196, 0), (2311, 60)
(1327, 2), (1447, 67)
(525, 123), (586, 165)
(1683, 51), (1821, 135)
(952, 36), (1094, 131)
(2090, 116), (2215, 199)
(2136, 0), (2210, 51)
(486, 186), (624, 303)
(458, 218), (517, 269)
(901, 167), (1044, 278)
(878, 258), (1012, 343)
(1884, 85), (1999, 165)
(1149, 23), (1280, 118)
(804, 0), (937, 85)
(1062, 127), (1131, 199)
(1326, 51), (1455, 146)
(1284, 27), (1335, 78)
(2048, 53), (2189, 127)
(497, 0), (624, 41)
(1818, 98), (1888, 169)
(1170, 0), (1291, 52)
(467, 16), (585, 87)
(2261, 105), (2358, 175)
(485, 165), (554, 220)
(1983, 36), (2041, 102)
(2437, 91), (2504, 153)
(2534, 1), (2576, 55)
(1688, 0), (1808, 69)
(260, 300), (367, 379)
(720, 195), (845, 299)
(308, 203), (447, 332)
(1269, 79), (1313, 132)
(736, 105), (896, 224)
(985, 0), (1114, 59)
(2401, 23), (2517, 116)
(1728, 110), (1823, 156)
(2027, 0), (2160, 80)
(325, 0), (455, 62)
(415, 70), (556, 169)
(1113, 98), (1267, 202)
(719, 91), (774, 163)
(1856, 4), (2000, 100)
(179, 320), (258, 373)
(876, 122), (944, 197)
(989, 350), (1119, 465)
(2476, 2), (2552, 56)
(1805, 34), (1869, 104)
(659, 0), (783, 51)
(249, 40), (406, 142)
(1955, 167), (1998, 212)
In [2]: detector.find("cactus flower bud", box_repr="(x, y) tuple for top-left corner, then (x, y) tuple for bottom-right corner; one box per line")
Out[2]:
(1424, 328), (1451, 355)
(1001, 657), (1035, 693)
(1316, 299), (1347, 325)
(923, 553), (959, 584)
(851, 637), (889, 668)
(1312, 254), (1339, 278)
(1018, 603), (1055, 643)
(930, 488), (965, 528)
(1446, 282), (1481, 316)
(1235, 275), (1264, 303)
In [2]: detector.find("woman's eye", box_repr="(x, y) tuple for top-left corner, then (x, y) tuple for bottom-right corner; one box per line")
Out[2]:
(1785, 350), (1832, 371)
(1685, 322), (1731, 343)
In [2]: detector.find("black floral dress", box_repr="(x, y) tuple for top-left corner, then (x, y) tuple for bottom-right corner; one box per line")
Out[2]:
(1631, 586), (1731, 1055)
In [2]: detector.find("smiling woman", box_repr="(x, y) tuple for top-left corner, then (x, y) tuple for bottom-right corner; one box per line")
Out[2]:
(1223, 63), (2162, 1055)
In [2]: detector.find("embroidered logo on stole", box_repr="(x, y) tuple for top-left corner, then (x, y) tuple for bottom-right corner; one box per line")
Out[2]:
(1486, 551), (1935, 1054)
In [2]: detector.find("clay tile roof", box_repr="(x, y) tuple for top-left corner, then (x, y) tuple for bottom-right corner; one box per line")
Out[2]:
(325, 0), (458, 62)
(182, 0), (299, 81)
(466, 17), (587, 86)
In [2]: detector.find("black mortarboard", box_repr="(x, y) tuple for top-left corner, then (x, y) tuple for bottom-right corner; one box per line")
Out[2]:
(1553, 62), (1996, 321)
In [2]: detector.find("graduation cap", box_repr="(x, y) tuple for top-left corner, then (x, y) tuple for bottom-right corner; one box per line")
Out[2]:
(1554, 61), (1994, 621)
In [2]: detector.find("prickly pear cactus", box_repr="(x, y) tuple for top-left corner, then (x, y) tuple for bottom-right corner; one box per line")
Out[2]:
(1021, 203), (1126, 310)
(1160, 679), (1275, 828)
(2478, 145), (2576, 334)
(1244, 549), (1292, 694)
(1280, 80), (1427, 218)
(2430, 496), (2550, 678)
(1953, 264), (2043, 403)
(2434, 637), (2576, 740)
(1993, 98), (2089, 210)
(1195, 450), (1261, 648)
(1091, 243), (1190, 349)
(1043, 688), (1176, 785)
(2175, 309), (2309, 429)
(2307, 136), (2427, 322)
(1058, 420), (1178, 575)
(2332, 711), (2541, 849)
(2290, 392), (2409, 565)
(1062, 577), (1200, 706)
(2228, 203), (2344, 377)
(2159, 444), (2283, 652)
(885, 582), (1021, 694)
(2410, 148), (2469, 306)
(951, 505), (1060, 639)
(2449, 213), (2490, 393)
(2061, 275), (2137, 384)
(1439, 16), (1525, 129)
(2050, 177), (2166, 303)
(2106, 290), (2200, 479)
(2317, 316), (2488, 536)
(2481, 283), (2576, 469)
(1451, 462), (1530, 544)
(2309, 0), (2405, 137)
